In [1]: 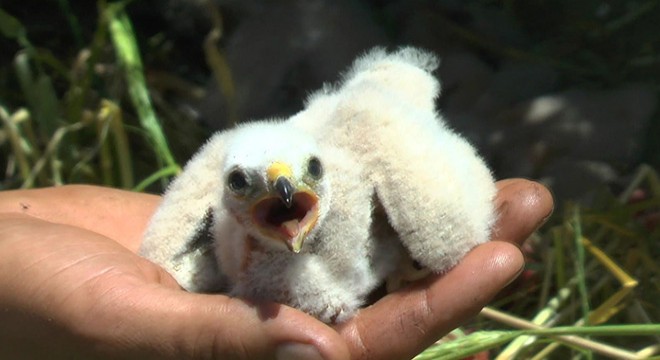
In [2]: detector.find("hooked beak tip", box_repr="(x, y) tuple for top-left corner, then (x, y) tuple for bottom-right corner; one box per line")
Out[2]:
(288, 233), (305, 253)
(274, 176), (295, 208)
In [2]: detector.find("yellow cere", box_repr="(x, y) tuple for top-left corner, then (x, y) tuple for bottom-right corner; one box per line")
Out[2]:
(266, 161), (294, 182)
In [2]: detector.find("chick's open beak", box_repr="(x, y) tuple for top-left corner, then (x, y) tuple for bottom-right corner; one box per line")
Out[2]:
(251, 162), (320, 253)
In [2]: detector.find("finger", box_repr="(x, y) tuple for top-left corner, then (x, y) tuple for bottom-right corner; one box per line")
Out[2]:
(0, 185), (161, 251)
(81, 287), (351, 360)
(493, 179), (554, 246)
(337, 241), (524, 360)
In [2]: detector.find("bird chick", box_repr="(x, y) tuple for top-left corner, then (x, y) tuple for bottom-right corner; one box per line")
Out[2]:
(140, 46), (497, 323)
(141, 121), (396, 322)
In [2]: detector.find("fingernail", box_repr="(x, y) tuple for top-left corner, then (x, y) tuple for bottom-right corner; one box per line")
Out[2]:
(535, 210), (553, 232)
(496, 199), (509, 221)
(276, 343), (324, 360)
(504, 253), (525, 287)
(504, 261), (526, 287)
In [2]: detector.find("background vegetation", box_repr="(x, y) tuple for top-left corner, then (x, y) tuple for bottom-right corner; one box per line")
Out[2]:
(1, 1), (658, 358)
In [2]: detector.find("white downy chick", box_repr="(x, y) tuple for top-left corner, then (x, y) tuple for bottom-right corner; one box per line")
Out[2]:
(141, 121), (399, 322)
(141, 46), (497, 323)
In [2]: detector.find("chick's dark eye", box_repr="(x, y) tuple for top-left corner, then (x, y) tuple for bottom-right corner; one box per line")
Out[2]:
(307, 157), (323, 179)
(227, 170), (248, 192)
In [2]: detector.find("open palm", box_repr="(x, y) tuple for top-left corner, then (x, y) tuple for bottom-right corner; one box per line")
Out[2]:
(0, 179), (552, 360)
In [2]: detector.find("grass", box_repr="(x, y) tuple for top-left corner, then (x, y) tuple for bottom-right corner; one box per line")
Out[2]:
(106, 2), (180, 180)
(1, 0), (188, 191)
(1, 1), (659, 359)
(416, 165), (660, 359)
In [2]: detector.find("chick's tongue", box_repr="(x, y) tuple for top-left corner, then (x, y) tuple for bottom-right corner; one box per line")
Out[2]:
(281, 219), (300, 237)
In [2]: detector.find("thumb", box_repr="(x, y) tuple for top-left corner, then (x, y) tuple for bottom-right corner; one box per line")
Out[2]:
(84, 285), (350, 360)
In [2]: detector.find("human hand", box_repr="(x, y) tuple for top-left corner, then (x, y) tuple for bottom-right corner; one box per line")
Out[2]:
(334, 179), (553, 359)
(0, 179), (552, 359)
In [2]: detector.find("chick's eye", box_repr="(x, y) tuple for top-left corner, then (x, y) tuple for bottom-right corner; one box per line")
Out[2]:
(227, 170), (248, 192)
(307, 157), (323, 179)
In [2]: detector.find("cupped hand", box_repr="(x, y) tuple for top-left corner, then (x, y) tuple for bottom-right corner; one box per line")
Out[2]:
(0, 179), (552, 360)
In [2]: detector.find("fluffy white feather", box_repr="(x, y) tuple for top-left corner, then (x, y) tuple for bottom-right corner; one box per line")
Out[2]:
(295, 46), (497, 273)
(140, 129), (231, 292)
(140, 46), (497, 323)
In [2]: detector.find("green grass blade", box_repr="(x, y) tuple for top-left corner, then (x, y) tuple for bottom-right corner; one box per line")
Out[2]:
(0, 106), (32, 183)
(56, 0), (84, 48)
(106, 3), (180, 175)
(0, 8), (26, 40)
(523, 324), (660, 337)
(415, 331), (521, 360)
(133, 165), (181, 192)
(106, 101), (134, 189)
(14, 52), (60, 138)
(572, 207), (591, 323)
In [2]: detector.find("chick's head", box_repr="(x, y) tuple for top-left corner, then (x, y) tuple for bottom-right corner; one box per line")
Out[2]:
(221, 122), (330, 253)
